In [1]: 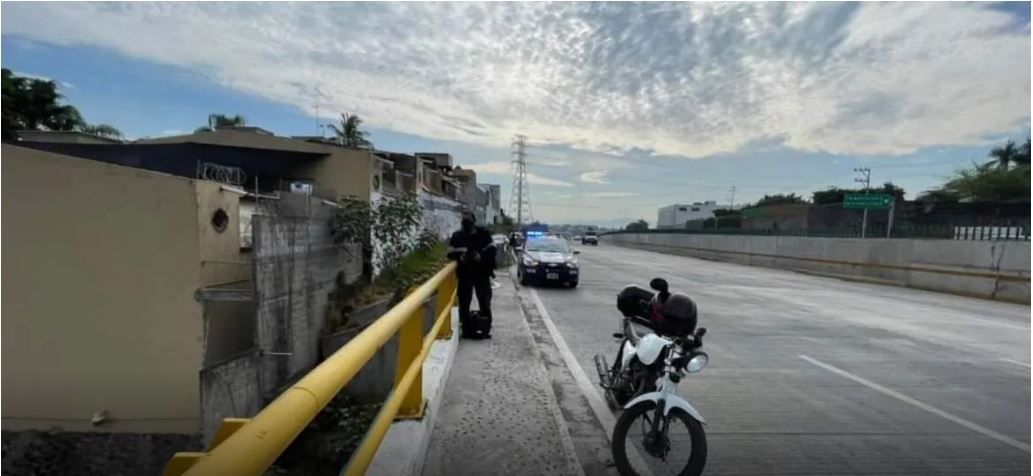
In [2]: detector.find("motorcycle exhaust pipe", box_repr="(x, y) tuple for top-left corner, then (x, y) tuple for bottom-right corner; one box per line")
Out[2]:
(594, 354), (611, 388)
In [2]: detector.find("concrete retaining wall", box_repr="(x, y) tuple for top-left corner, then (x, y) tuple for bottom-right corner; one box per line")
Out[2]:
(320, 297), (437, 404)
(603, 233), (1031, 303)
(199, 350), (264, 443)
(250, 194), (363, 403)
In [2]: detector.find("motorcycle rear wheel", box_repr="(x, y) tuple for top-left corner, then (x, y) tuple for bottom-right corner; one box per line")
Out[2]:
(612, 400), (706, 476)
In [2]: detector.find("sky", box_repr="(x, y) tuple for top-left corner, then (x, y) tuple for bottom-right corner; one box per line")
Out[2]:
(2, 2), (1030, 227)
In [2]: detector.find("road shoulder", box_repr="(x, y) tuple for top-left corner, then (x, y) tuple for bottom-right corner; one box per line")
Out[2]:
(421, 269), (584, 476)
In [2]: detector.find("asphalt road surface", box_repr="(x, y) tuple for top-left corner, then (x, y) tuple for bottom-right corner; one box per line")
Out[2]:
(520, 241), (1031, 475)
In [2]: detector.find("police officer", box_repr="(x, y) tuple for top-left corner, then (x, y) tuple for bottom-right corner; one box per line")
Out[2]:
(447, 211), (496, 334)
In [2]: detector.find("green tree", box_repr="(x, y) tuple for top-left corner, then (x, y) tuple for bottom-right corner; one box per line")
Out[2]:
(2, 68), (84, 140)
(939, 162), (1030, 201)
(927, 138), (1032, 202)
(625, 219), (649, 231)
(752, 193), (806, 207)
(195, 113), (247, 133)
(328, 112), (372, 149)
(78, 123), (123, 139)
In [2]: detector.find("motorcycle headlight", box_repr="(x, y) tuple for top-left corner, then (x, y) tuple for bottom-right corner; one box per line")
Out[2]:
(686, 352), (708, 373)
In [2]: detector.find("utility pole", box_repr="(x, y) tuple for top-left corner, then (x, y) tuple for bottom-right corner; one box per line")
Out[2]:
(508, 134), (532, 226)
(854, 167), (871, 238)
(727, 186), (737, 210)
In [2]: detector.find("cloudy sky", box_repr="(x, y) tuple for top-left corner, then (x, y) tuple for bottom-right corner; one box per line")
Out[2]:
(2, 2), (1029, 226)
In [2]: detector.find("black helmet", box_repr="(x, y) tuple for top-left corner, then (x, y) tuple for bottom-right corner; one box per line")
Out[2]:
(658, 292), (697, 337)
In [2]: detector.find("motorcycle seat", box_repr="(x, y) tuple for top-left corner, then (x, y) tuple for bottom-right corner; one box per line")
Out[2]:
(625, 319), (657, 345)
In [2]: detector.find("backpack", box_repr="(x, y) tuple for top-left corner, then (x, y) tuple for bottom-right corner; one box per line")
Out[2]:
(462, 310), (492, 339)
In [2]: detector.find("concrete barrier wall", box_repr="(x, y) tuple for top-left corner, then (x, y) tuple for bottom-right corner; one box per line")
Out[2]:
(603, 233), (1031, 303)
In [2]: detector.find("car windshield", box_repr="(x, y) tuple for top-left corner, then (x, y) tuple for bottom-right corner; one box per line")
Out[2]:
(526, 239), (570, 253)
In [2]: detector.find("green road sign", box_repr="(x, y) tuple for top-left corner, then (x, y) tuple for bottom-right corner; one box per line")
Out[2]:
(843, 193), (892, 209)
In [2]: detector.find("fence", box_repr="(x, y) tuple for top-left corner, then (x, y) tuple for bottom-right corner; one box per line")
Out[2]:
(161, 263), (458, 476)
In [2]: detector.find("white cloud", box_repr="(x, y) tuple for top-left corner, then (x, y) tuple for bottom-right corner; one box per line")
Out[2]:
(579, 170), (610, 184)
(465, 161), (511, 175)
(458, 161), (572, 187)
(2, 3), (1028, 158)
(527, 173), (573, 188)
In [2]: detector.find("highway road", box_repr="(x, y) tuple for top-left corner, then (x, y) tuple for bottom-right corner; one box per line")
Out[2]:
(516, 241), (1031, 475)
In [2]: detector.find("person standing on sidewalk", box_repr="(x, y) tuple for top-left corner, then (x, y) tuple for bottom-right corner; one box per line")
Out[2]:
(447, 211), (496, 334)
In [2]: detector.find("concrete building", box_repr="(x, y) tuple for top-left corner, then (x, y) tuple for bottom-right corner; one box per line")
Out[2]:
(475, 183), (503, 225)
(3, 145), (249, 436)
(657, 201), (726, 229)
(2, 142), (364, 454)
(17, 128), (378, 202)
(453, 167), (478, 213)
(16, 129), (123, 144)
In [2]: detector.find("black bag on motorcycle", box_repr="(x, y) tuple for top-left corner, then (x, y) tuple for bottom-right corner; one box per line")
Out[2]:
(616, 285), (654, 320)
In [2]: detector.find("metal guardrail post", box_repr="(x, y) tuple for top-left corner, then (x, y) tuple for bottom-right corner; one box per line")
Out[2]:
(435, 272), (456, 340)
(395, 304), (426, 419)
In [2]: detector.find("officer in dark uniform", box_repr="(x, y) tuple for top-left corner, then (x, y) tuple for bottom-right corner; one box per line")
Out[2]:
(447, 211), (496, 331)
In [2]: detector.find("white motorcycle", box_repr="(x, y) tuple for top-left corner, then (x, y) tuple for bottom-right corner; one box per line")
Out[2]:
(594, 278), (708, 476)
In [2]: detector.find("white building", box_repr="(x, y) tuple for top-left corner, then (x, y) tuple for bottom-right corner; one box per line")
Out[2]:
(657, 201), (726, 229)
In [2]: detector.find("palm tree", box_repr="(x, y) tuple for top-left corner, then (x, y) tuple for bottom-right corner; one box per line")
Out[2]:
(195, 113), (247, 133)
(1016, 138), (1031, 166)
(988, 140), (1020, 169)
(328, 112), (372, 148)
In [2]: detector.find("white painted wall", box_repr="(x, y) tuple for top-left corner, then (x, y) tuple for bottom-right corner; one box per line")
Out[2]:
(657, 201), (726, 229)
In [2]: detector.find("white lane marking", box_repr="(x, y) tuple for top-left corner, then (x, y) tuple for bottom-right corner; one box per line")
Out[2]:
(528, 287), (655, 476)
(999, 358), (1032, 368)
(799, 354), (1031, 453)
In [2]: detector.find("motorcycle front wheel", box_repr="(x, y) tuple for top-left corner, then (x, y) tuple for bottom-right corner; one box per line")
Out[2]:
(612, 400), (707, 476)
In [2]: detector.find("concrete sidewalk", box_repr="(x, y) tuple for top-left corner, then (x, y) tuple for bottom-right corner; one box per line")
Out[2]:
(421, 269), (584, 476)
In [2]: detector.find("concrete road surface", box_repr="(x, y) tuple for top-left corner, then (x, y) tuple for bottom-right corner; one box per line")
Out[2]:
(520, 242), (1030, 475)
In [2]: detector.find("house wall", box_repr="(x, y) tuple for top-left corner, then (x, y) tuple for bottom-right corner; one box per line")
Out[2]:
(16, 130), (121, 144)
(1, 145), (205, 434)
(195, 182), (251, 286)
(420, 192), (464, 240)
(298, 148), (372, 201)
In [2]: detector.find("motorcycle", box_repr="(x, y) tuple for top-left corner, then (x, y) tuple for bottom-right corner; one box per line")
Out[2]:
(594, 278), (708, 476)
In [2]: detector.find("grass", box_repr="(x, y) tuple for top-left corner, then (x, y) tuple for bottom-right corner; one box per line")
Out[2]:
(325, 241), (449, 332)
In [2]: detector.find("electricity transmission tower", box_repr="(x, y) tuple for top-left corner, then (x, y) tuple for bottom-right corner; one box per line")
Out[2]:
(854, 167), (871, 238)
(509, 134), (532, 226)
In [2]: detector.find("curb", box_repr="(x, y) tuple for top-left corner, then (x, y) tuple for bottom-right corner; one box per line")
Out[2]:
(367, 310), (459, 476)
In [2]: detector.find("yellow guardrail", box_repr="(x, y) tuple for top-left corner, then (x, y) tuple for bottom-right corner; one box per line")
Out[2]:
(162, 262), (458, 476)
